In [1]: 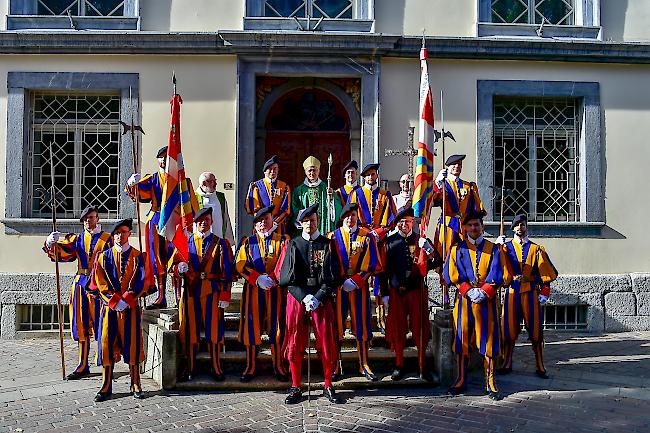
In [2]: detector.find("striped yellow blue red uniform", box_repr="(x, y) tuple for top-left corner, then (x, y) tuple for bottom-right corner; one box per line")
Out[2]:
(443, 238), (503, 393)
(245, 178), (291, 234)
(170, 233), (233, 376)
(125, 170), (173, 307)
(328, 226), (381, 377)
(93, 246), (148, 394)
(235, 230), (289, 378)
(335, 184), (361, 205)
(501, 239), (558, 374)
(43, 230), (111, 374)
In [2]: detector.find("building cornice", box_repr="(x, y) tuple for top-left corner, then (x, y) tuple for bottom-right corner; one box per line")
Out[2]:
(1, 31), (650, 64)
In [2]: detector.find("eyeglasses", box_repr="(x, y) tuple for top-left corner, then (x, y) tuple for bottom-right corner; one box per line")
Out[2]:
(400, 180), (409, 183)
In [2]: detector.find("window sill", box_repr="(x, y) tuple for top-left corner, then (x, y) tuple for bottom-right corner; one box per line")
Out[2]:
(1, 218), (126, 236)
(243, 17), (373, 32)
(483, 221), (605, 238)
(478, 22), (601, 40)
(7, 15), (139, 31)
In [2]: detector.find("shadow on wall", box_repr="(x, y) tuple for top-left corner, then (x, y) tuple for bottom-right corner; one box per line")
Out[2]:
(601, 0), (629, 42)
(374, 0), (406, 34)
(139, 0), (172, 31)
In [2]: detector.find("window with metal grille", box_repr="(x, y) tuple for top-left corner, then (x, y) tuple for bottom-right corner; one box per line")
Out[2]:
(36, 0), (126, 16)
(18, 304), (71, 331)
(541, 304), (588, 330)
(493, 97), (580, 223)
(28, 92), (122, 219)
(264, 0), (353, 18)
(491, 0), (574, 25)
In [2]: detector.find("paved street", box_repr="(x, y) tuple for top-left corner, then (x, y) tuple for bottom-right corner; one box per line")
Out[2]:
(0, 332), (649, 433)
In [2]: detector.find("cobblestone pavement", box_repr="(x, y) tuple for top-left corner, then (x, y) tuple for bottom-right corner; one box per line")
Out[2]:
(0, 331), (649, 432)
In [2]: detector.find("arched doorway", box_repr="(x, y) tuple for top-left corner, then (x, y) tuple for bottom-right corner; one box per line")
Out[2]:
(263, 87), (353, 188)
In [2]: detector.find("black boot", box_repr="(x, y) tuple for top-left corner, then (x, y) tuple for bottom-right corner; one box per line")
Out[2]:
(94, 392), (111, 402)
(487, 391), (503, 401)
(391, 368), (404, 381)
(240, 373), (254, 383)
(323, 387), (343, 404)
(535, 370), (549, 379)
(419, 370), (434, 383)
(133, 390), (145, 399)
(363, 371), (379, 382)
(66, 370), (89, 381)
(212, 371), (225, 382)
(285, 387), (303, 404)
(447, 386), (464, 396)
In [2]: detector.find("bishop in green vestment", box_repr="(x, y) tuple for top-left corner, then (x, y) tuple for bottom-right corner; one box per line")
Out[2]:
(291, 156), (343, 235)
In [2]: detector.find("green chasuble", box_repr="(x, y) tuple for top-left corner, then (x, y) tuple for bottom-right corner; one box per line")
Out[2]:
(291, 179), (343, 235)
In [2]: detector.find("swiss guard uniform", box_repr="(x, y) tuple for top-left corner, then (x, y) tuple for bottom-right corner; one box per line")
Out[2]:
(348, 163), (397, 332)
(279, 204), (344, 405)
(335, 160), (362, 205)
(328, 203), (381, 381)
(235, 205), (290, 382)
(43, 205), (112, 380)
(245, 155), (292, 235)
(291, 156), (343, 235)
(443, 211), (504, 400)
(92, 219), (147, 401)
(500, 214), (558, 378)
(381, 208), (436, 382)
(125, 146), (173, 308)
(170, 207), (233, 381)
(432, 154), (485, 305)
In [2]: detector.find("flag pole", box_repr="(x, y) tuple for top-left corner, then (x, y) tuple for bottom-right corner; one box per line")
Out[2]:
(440, 90), (449, 309)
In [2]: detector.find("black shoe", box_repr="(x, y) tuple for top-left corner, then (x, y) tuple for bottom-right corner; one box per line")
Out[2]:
(285, 387), (303, 405)
(212, 372), (225, 382)
(391, 368), (404, 381)
(535, 370), (549, 379)
(447, 386), (464, 396)
(323, 387), (343, 404)
(488, 391), (503, 401)
(497, 367), (512, 375)
(66, 370), (89, 381)
(363, 371), (379, 382)
(274, 372), (289, 382)
(94, 392), (111, 402)
(240, 373), (254, 383)
(419, 371), (434, 383)
(332, 372), (342, 382)
(133, 390), (145, 400)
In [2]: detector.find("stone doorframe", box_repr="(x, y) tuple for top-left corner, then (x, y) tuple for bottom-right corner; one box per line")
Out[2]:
(236, 56), (380, 238)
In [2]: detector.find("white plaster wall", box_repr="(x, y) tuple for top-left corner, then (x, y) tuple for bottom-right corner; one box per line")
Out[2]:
(375, 0), (476, 36)
(139, 0), (244, 31)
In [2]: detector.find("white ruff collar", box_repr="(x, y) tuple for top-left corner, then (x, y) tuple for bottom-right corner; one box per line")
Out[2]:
(304, 178), (322, 188)
(467, 235), (484, 245)
(302, 230), (321, 241)
(114, 242), (131, 253)
(256, 222), (278, 239)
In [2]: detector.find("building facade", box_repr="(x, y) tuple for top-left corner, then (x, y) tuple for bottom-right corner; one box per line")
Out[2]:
(1, 0), (650, 337)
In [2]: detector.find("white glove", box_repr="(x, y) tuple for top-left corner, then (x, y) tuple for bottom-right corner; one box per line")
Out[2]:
(381, 296), (390, 306)
(342, 278), (358, 292)
(538, 294), (549, 305)
(435, 168), (448, 187)
(418, 237), (426, 248)
(495, 235), (507, 245)
(467, 287), (486, 304)
(256, 274), (275, 290)
(127, 173), (141, 187)
(308, 297), (321, 311)
(115, 299), (129, 312)
(302, 294), (315, 307)
(218, 300), (230, 309)
(177, 262), (189, 274)
(46, 231), (61, 248)
(303, 294), (320, 311)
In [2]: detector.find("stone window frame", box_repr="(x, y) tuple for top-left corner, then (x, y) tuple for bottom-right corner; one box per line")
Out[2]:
(3, 72), (138, 235)
(477, 0), (601, 39)
(477, 80), (604, 237)
(244, 0), (374, 32)
(7, 0), (140, 31)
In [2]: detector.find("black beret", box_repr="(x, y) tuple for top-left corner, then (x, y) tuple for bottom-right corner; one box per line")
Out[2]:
(462, 209), (486, 225)
(360, 163), (380, 176)
(79, 205), (99, 222)
(445, 154), (466, 166)
(342, 160), (358, 173)
(156, 146), (168, 158)
(395, 207), (415, 222)
(297, 203), (319, 222)
(253, 204), (275, 222)
(110, 218), (133, 235)
(263, 155), (279, 172)
(338, 202), (359, 226)
(195, 206), (213, 221)
(511, 213), (528, 229)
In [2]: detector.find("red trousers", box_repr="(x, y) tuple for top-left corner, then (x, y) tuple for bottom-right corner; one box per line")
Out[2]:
(283, 295), (339, 387)
(385, 286), (431, 368)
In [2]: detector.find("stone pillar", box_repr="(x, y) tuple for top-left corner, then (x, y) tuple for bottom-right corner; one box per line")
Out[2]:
(142, 308), (180, 390)
(430, 307), (454, 386)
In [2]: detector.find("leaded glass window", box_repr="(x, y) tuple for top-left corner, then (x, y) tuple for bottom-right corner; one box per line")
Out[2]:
(28, 92), (122, 219)
(493, 97), (580, 222)
(37, 0), (126, 16)
(264, 0), (353, 19)
(491, 0), (574, 25)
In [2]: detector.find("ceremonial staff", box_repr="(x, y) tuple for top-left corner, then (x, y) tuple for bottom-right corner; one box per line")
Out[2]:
(306, 312), (314, 416)
(48, 144), (67, 380)
(326, 153), (333, 233)
(495, 155), (512, 363)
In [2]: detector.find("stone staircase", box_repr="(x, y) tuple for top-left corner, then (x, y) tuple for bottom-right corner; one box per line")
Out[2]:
(142, 284), (454, 391)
